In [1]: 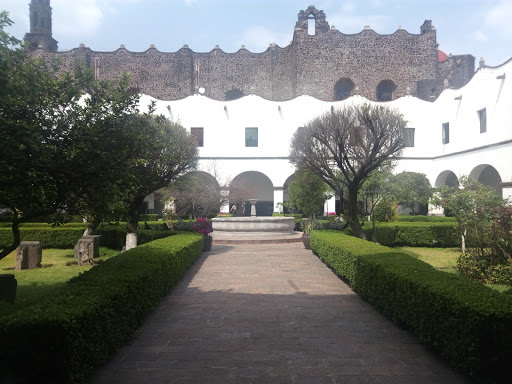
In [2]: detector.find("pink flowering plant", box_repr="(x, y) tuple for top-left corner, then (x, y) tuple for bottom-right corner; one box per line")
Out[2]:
(192, 217), (213, 236)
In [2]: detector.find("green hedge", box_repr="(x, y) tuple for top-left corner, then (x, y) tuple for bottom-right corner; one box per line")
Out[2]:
(0, 232), (203, 383)
(139, 214), (159, 221)
(0, 226), (174, 250)
(311, 231), (512, 383)
(395, 215), (457, 222)
(345, 222), (461, 247)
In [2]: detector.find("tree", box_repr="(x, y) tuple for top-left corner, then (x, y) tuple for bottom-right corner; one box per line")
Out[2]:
(389, 172), (432, 215)
(432, 176), (506, 254)
(290, 103), (406, 239)
(432, 176), (512, 284)
(120, 112), (198, 250)
(286, 170), (329, 218)
(164, 171), (225, 219)
(63, 71), (143, 236)
(0, 12), (84, 259)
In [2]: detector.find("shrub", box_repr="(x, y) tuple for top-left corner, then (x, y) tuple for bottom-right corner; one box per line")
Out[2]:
(139, 214), (159, 221)
(311, 231), (512, 383)
(373, 199), (398, 222)
(457, 252), (512, 285)
(344, 222), (460, 247)
(0, 232), (203, 383)
(396, 215), (457, 222)
(0, 227), (86, 249)
(0, 226), (174, 250)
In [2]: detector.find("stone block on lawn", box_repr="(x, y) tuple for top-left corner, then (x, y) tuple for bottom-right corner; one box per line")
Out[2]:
(15, 241), (42, 270)
(74, 235), (101, 266)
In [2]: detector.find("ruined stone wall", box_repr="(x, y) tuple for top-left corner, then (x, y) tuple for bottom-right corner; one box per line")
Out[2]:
(438, 55), (476, 90)
(27, 4), (474, 102)
(292, 28), (438, 100)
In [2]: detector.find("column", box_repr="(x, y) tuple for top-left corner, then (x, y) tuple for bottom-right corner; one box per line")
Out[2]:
(273, 186), (284, 213)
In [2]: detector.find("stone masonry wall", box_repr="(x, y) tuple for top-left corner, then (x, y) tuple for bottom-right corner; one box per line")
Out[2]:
(28, 6), (474, 102)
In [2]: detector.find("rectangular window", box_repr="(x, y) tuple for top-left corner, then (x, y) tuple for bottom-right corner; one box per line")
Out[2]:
(191, 127), (203, 147)
(245, 127), (258, 147)
(478, 108), (487, 133)
(442, 122), (450, 144)
(403, 128), (415, 147)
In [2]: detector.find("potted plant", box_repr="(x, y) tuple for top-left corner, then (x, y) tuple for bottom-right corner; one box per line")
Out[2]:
(192, 217), (213, 252)
(301, 218), (314, 250)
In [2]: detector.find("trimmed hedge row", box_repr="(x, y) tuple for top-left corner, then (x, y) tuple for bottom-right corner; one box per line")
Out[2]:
(395, 215), (457, 222)
(139, 213), (159, 221)
(0, 232), (204, 383)
(345, 222), (461, 247)
(311, 231), (512, 383)
(0, 226), (174, 250)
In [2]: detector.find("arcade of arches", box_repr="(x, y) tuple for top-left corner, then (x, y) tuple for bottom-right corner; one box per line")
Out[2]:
(156, 164), (505, 217)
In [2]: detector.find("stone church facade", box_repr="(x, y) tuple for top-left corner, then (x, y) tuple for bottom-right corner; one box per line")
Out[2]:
(26, 1), (474, 103)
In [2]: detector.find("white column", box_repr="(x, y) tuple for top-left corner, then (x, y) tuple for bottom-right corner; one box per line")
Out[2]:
(273, 187), (284, 213)
(324, 195), (336, 216)
(220, 187), (230, 214)
(502, 182), (512, 202)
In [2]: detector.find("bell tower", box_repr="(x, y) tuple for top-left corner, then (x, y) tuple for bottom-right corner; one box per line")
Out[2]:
(24, 0), (58, 51)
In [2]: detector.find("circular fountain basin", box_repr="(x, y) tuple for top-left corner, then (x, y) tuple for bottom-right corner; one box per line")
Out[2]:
(212, 216), (295, 232)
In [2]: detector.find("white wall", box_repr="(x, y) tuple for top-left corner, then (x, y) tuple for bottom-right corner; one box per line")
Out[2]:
(141, 57), (512, 212)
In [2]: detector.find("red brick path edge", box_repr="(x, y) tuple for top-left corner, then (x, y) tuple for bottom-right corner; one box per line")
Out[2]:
(89, 243), (469, 384)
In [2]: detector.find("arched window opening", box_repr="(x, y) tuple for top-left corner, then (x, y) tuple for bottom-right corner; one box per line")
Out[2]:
(308, 16), (316, 35)
(470, 164), (503, 197)
(225, 88), (245, 101)
(334, 78), (355, 100)
(377, 80), (396, 101)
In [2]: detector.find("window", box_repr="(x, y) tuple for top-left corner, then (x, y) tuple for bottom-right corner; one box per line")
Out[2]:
(334, 78), (355, 100)
(377, 80), (396, 101)
(403, 128), (415, 147)
(442, 123), (450, 144)
(478, 108), (487, 133)
(191, 127), (204, 147)
(308, 17), (315, 35)
(245, 127), (258, 147)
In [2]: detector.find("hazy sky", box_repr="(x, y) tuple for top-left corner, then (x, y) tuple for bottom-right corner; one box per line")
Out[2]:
(3, 0), (512, 67)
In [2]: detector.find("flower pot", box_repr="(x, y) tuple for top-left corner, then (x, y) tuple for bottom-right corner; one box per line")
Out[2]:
(302, 234), (311, 250)
(203, 235), (213, 252)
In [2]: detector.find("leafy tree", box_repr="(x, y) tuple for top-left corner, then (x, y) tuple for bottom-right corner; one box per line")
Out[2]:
(164, 171), (225, 219)
(0, 12), (83, 259)
(63, 71), (143, 236)
(389, 171), (432, 215)
(290, 103), (406, 239)
(120, 112), (197, 250)
(432, 176), (512, 284)
(286, 170), (329, 218)
(0, 13), (197, 255)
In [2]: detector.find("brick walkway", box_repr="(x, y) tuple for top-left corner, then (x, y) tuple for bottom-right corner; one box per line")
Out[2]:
(90, 243), (469, 384)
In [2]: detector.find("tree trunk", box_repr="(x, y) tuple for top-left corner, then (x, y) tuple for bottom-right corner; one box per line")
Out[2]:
(125, 199), (142, 251)
(0, 209), (22, 261)
(346, 186), (366, 240)
(82, 216), (102, 237)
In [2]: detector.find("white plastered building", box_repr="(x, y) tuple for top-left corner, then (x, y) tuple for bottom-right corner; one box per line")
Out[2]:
(142, 58), (512, 216)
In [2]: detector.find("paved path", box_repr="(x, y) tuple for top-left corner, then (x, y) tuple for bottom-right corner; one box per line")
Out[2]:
(90, 243), (469, 384)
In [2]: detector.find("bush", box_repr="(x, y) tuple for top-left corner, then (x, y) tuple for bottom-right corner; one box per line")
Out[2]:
(0, 225), (174, 250)
(0, 227), (86, 249)
(352, 222), (461, 247)
(396, 215), (457, 222)
(139, 214), (159, 221)
(373, 199), (398, 222)
(457, 252), (512, 285)
(311, 231), (512, 383)
(0, 232), (203, 383)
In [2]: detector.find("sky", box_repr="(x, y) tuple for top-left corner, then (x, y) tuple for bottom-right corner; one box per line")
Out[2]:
(2, 0), (512, 67)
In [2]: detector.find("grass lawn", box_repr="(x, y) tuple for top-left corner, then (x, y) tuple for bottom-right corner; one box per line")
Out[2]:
(397, 246), (510, 293)
(0, 247), (119, 315)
